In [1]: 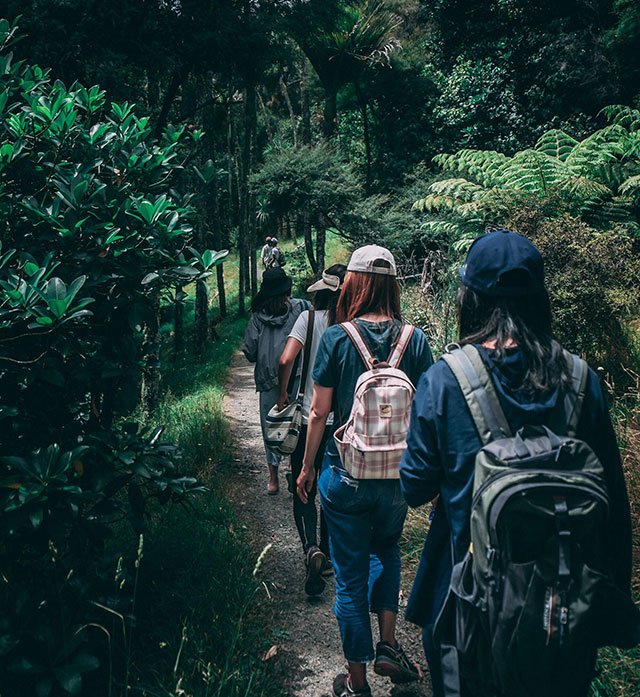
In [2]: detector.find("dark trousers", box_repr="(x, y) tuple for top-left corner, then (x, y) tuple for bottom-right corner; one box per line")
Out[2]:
(290, 425), (329, 556)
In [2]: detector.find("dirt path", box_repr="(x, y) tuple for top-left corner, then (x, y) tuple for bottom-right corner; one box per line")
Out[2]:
(225, 352), (433, 697)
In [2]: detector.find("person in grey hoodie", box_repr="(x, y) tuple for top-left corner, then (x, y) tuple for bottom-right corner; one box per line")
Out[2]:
(242, 267), (309, 494)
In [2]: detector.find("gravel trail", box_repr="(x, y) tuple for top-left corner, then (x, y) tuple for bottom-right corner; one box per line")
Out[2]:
(224, 352), (433, 697)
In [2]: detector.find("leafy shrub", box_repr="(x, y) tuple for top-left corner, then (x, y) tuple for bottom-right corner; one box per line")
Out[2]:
(510, 209), (640, 379)
(414, 106), (640, 246)
(0, 18), (225, 695)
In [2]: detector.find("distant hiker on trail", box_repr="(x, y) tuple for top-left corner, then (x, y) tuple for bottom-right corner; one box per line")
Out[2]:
(261, 237), (273, 269)
(242, 268), (309, 494)
(400, 230), (639, 697)
(265, 237), (282, 269)
(297, 245), (433, 697)
(276, 264), (347, 596)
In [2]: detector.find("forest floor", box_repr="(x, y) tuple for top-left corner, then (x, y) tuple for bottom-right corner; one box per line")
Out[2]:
(224, 351), (433, 697)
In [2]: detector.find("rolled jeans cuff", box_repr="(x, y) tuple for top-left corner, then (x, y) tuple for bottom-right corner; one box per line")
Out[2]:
(370, 603), (399, 614)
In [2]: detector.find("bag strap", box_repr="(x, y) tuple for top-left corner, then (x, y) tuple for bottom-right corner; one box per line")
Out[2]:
(341, 321), (376, 369)
(387, 324), (415, 368)
(548, 350), (588, 437)
(442, 344), (512, 445)
(297, 310), (315, 399)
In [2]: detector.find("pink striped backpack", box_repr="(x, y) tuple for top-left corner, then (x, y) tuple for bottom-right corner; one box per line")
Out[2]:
(333, 322), (416, 479)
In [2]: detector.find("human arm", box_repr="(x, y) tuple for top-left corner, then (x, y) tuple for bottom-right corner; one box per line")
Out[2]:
(297, 384), (333, 504)
(241, 317), (259, 363)
(399, 372), (443, 507)
(277, 336), (303, 410)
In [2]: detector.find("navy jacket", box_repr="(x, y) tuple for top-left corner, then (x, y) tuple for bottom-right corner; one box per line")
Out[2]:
(399, 345), (632, 630)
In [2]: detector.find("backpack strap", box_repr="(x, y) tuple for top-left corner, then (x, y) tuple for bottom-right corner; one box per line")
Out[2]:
(341, 321), (376, 369)
(387, 324), (415, 369)
(549, 350), (588, 437)
(442, 344), (512, 445)
(296, 311), (315, 400)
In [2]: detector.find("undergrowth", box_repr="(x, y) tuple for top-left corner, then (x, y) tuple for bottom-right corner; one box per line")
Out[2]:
(125, 316), (281, 697)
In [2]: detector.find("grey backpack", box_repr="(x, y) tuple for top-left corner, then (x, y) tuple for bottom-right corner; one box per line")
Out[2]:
(434, 344), (640, 697)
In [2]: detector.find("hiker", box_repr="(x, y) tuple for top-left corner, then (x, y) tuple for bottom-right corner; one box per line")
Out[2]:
(297, 245), (434, 697)
(400, 230), (637, 697)
(266, 237), (282, 269)
(276, 264), (347, 596)
(260, 237), (272, 269)
(242, 268), (309, 494)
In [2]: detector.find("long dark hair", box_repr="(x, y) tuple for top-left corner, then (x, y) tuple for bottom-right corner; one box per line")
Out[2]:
(457, 285), (570, 394)
(250, 292), (289, 315)
(335, 260), (401, 324)
(313, 264), (347, 325)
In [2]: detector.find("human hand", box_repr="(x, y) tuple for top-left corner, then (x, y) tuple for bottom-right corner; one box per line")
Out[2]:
(276, 394), (290, 412)
(296, 465), (315, 504)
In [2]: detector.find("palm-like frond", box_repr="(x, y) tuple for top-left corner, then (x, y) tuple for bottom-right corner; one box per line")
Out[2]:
(600, 105), (640, 132)
(619, 175), (640, 197)
(434, 150), (508, 187)
(535, 129), (579, 161)
(493, 150), (568, 195)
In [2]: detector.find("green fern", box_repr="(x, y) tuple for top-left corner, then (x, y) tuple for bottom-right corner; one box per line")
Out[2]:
(619, 174), (640, 197)
(534, 129), (578, 161)
(600, 104), (640, 132)
(417, 106), (640, 238)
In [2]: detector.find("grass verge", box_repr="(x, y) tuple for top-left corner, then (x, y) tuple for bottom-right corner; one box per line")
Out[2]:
(127, 316), (281, 697)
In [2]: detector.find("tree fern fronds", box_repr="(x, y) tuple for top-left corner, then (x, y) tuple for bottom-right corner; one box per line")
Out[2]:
(582, 196), (634, 226)
(555, 176), (612, 202)
(428, 177), (485, 201)
(433, 149), (508, 186)
(494, 150), (567, 195)
(412, 193), (460, 213)
(619, 175), (640, 197)
(534, 129), (578, 161)
(419, 220), (464, 236)
(591, 162), (637, 191)
(599, 105), (640, 132)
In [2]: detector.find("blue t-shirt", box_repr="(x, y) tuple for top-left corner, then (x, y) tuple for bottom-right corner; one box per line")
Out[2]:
(312, 318), (434, 456)
(400, 345), (632, 630)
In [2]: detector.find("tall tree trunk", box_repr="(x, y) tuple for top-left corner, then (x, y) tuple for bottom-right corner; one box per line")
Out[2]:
(280, 74), (298, 148)
(316, 224), (326, 274)
(195, 277), (208, 354)
(249, 88), (258, 298)
(211, 141), (227, 319)
(300, 60), (311, 146)
(300, 62), (316, 271)
(174, 285), (184, 354)
(153, 64), (188, 140)
(323, 91), (337, 140)
(227, 96), (237, 234)
(141, 293), (161, 416)
(355, 83), (372, 196)
(257, 90), (277, 153)
(303, 213), (317, 274)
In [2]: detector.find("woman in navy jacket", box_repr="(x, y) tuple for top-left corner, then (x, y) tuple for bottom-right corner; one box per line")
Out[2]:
(399, 230), (633, 697)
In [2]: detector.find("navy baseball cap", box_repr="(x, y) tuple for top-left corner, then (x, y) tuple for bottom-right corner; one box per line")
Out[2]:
(459, 229), (544, 297)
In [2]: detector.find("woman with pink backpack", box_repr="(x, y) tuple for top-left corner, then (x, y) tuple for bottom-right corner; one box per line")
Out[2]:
(297, 245), (433, 697)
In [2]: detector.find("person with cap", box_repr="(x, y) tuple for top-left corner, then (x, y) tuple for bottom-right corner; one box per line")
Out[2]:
(297, 245), (434, 697)
(399, 229), (633, 697)
(276, 264), (347, 596)
(266, 236), (282, 269)
(261, 237), (273, 269)
(242, 267), (310, 494)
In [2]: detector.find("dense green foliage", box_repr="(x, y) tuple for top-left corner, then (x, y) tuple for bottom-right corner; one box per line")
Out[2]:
(0, 0), (639, 695)
(0, 19), (228, 696)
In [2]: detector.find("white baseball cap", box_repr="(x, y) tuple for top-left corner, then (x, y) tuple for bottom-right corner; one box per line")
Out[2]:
(347, 245), (397, 276)
(307, 270), (343, 293)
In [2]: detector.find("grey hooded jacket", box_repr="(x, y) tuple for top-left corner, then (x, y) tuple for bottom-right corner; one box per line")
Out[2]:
(242, 298), (309, 392)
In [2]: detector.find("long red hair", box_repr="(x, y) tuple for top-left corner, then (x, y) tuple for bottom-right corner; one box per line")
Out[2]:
(335, 269), (401, 323)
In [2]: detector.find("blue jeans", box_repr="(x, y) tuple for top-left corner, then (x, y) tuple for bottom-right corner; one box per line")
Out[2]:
(319, 453), (408, 663)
